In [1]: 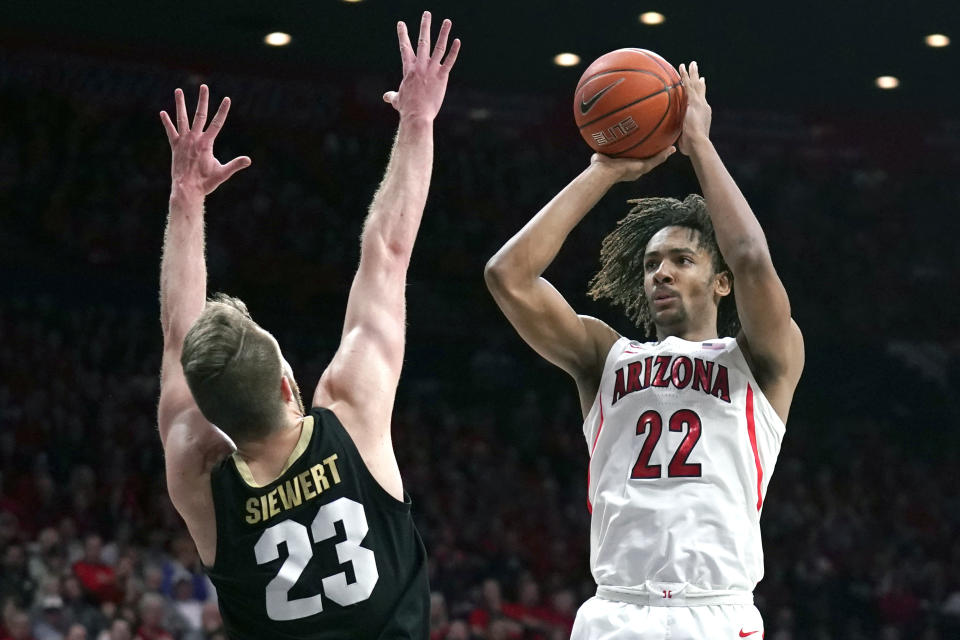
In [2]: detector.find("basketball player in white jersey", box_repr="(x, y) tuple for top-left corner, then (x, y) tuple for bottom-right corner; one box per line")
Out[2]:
(485, 62), (804, 639)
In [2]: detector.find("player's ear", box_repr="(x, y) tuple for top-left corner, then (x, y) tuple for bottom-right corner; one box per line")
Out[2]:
(714, 270), (732, 299)
(280, 375), (293, 403)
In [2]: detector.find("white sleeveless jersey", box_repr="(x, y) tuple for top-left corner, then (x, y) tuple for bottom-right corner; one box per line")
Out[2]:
(583, 335), (785, 594)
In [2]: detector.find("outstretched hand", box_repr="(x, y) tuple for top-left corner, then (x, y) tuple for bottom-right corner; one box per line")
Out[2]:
(677, 61), (711, 156)
(383, 11), (461, 121)
(590, 146), (676, 183)
(160, 85), (251, 197)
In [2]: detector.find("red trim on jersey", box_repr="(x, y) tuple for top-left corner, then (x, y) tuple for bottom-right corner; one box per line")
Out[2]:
(746, 384), (763, 511)
(586, 399), (605, 513)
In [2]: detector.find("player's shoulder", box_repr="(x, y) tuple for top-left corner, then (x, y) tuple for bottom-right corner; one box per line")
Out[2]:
(164, 409), (234, 474)
(736, 327), (804, 384)
(577, 315), (622, 361)
(663, 335), (741, 354)
(614, 335), (743, 362)
(305, 405), (353, 448)
(302, 406), (380, 478)
(707, 335), (741, 353)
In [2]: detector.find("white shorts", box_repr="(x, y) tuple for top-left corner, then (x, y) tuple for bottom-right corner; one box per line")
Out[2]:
(571, 595), (765, 640)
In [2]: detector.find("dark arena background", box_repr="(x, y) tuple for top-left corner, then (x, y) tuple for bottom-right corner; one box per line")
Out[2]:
(1, 1), (959, 639)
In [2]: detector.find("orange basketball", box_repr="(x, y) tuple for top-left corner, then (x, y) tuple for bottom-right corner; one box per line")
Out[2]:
(573, 48), (686, 159)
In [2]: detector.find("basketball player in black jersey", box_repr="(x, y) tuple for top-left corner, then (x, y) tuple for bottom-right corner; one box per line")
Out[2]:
(155, 13), (460, 639)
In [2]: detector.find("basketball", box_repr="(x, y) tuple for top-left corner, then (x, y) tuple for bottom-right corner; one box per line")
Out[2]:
(573, 48), (686, 159)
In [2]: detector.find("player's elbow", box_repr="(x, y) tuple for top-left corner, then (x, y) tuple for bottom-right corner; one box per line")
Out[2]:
(361, 232), (412, 271)
(383, 237), (413, 264)
(484, 254), (514, 296)
(726, 238), (773, 275)
(485, 254), (536, 306)
(483, 255), (503, 288)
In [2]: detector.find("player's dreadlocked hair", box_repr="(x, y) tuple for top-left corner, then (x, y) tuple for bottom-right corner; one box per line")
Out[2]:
(587, 194), (740, 338)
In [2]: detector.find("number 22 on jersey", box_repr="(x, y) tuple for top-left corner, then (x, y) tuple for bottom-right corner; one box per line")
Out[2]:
(630, 409), (703, 479)
(254, 497), (379, 621)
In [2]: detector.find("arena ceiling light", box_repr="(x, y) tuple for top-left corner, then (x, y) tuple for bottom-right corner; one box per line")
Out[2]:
(925, 34), (950, 48)
(264, 32), (292, 47)
(875, 76), (899, 90)
(639, 12), (666, 25)
(554, 53), (581, 67)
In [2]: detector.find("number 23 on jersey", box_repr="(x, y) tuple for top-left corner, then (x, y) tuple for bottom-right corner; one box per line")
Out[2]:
(254, 497), (379, 621)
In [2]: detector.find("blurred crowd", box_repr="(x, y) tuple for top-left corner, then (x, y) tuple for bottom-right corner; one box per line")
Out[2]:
(1, 49), (959, 639)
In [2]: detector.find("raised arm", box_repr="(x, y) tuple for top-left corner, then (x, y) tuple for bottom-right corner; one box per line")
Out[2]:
(313, 13), (460, 461)
(156, 86), (251, 564)
(484, 149), (673, 415)
(157, 85), (250, 454)
(678, 62), (804, 419)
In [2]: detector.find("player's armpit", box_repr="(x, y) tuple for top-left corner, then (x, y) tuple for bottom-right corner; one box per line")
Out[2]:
(162, 406), (233, 468)
(732, 257), (804, 417)
(162, 412), (230, 566)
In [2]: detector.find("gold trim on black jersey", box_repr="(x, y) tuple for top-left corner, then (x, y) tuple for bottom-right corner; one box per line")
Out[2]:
(231, 415), (315, 488)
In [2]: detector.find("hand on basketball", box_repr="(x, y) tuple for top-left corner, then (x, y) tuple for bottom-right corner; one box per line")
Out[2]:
(383, 12), (461, 121)
(160, 85), (251, 197)
(590, 146), (676, 183)
(677, 61), (711, 155)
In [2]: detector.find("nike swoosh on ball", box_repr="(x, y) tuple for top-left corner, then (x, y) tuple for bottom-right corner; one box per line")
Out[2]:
(579, 78), (625, 115)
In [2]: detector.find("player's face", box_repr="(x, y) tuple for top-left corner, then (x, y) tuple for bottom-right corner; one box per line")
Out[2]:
(642, 226), (721, 336)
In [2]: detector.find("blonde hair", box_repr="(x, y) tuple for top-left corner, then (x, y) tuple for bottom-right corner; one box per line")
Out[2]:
(181, 294), (285, 442)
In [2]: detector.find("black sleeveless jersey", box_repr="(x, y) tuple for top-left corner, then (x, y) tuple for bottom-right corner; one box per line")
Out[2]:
(205, 407), (429, 639)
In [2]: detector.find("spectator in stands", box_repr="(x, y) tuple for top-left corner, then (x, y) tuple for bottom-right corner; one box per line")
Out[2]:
(27, 579), (60, 618)
(469, 579), (521, 638)
(504, 575), (550, 636)
(429, 592), (449, 640)
(95, 619), (130, 640)
(64, 625), (86, 640)
(1, 546), (35, 609)
(158, 540), (205, 604)
(543, 589), (576, 638)
(30, 596), (65, 640)
(442, 620), (470, 640)
(195, 603), (221, 640)
(72, 537), (118, 605)
(0, 513), (19, 550)
(60, 577), (105, 637)
(25, 529), (61, 589)
(133, 595), (171, 640)
(167, 579), (199, 636)
(1, 610), (34, 640)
